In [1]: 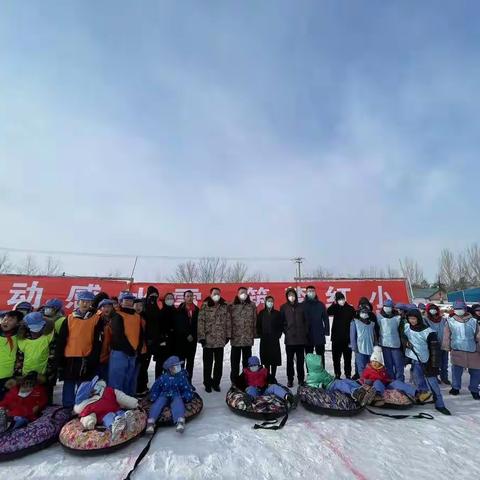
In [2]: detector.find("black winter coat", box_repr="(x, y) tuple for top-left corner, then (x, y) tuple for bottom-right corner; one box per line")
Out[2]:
(280, 302), (308, 346)
(327, 302), (356, 344)
(173, 303), (199, 356)
(303, 297), (330, 346)
(256, 307), (282, 366)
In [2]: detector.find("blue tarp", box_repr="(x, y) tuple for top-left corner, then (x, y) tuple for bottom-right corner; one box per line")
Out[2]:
(448, 287), (480, 303)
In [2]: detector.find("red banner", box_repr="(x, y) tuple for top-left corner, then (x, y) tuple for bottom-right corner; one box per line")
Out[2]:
(0, 275), (410, 313)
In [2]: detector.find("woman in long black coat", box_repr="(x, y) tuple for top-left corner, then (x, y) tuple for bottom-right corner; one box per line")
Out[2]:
(256, 295), (283, 378)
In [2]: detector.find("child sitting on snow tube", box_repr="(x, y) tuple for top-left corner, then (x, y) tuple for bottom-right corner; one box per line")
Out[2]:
(239, 356), (294, 408)
(361, 346), (427, 406)
(306, 353), (375, 407)
(0, 372), (48, 432)
(146, 356), (195, 435)
(73, 376), (138, 441)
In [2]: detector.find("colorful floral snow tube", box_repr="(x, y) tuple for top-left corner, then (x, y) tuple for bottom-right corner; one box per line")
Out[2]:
(378, 389), (413, 410)
(0, 406), (72, 462)
(59, 409), (147, 454)
(151, 393), (203, 426)
(298, 384), (364, 416)
(226, 385), (293, 420)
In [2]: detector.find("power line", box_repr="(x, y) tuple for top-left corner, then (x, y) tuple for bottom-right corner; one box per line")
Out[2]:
(0, 246), (294, 262)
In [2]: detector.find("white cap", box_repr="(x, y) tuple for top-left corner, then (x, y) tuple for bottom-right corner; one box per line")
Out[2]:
(370, 346), (384, 365)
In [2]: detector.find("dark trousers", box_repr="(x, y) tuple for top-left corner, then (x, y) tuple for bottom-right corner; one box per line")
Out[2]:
(332, 342), (352, 378)
(179, 344), (197, 381)
(265, 365), (277, 378)
(305, 344), (326, 369)
(203, 347), (224, 388)
(137, 353), (151, 393)
(286, 345), (305, 383)
(230, 346), (252, 382)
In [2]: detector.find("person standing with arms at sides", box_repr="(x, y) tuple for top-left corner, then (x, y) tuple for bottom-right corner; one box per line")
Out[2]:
(327, 292), (355, 379)
(229, 287), (257, 383)
(142, 287), (161, 379)
(425, 303), (450, 385)
(174, 290), (199, 381)
(281, 288), (308, 388)
(108, 292), (143, 396)
(133, 298), (150, 397)
(153, 292), (176, 378)
(197, 287), (231, 393)
(256, 296), (282, 378)
(303, 286), (330, 368)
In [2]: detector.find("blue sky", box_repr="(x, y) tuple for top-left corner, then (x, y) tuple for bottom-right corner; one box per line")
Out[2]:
(1, 1), (478, 281)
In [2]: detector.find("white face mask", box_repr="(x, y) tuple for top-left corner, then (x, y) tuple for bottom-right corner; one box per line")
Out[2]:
(249, 365), (259, 372)
(239, 293), (248, 301)
(360, 312), (369, 320)
(18, 387), (33, 398)
(307, 292), (316, 299)
(266, 301), (274, 309)
(383, 307), (392, 314)
(165, 299), (175, 307)
(454, 309), (465, 317)
(288, 295), (296, 303)
(170, 365), (182, 375)
(337, 299), (346, 306)
(212, 294), (220, 302)
(429, 309), (438, 315)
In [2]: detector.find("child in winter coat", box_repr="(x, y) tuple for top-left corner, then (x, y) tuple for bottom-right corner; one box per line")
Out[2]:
(237, 356), (294, 407)
(376, 300), (405, 381)
(18, 312), (56, 403)
(402, 309), (450, 415)
(0, 372), (48, 432)
(0, 311), (23, 400)
(73, 375), (138, 440)
(306, 353), (375, 407)
(43, 298), (66, 335)
(350, 304), (377, 376)
(97, 299), (116, 382)
(361, 346), (431, 405)
(442, 300), (480, 400)
(146, 356), (195, 434)
(424, 303), (450, 384)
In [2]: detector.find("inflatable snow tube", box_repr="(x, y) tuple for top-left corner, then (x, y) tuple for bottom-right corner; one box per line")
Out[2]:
(150, 393), (203, 426)
(0, 406), (71, 462)
(376, 389), (414, 410)
(59, 409), (147, 455)
(298, 384), (364, 417)
(226, 385), (293, 420)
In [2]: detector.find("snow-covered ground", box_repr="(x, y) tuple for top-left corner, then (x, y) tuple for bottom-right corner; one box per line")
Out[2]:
(3, 341), (480, 480)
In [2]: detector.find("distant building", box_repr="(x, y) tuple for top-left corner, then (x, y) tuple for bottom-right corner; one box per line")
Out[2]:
(412, 288), (446, 304)
(447, 287), (480, 304)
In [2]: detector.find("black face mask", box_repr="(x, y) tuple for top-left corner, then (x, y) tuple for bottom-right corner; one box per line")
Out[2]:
(147, 295), (158, 304)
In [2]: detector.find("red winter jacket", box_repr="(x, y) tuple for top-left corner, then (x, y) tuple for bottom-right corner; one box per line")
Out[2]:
(360, 363), (391, 385)
(243, 367), (268, 389)
(0, 385), (48, 421)
(79, 387), (120, 423)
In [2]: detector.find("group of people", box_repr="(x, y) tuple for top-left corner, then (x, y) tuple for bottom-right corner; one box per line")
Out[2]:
(0, 283), (479, 435)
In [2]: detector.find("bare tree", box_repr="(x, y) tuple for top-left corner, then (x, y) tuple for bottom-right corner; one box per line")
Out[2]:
(466, 243), (480, 284)
(17, 254), (40, 275)
(386, 265), (400, 278)
(0, 253), (13, 273)
(107, 269), (124, 278)
(456, 252), (472, 289)
(224, 261), (249, 283)
(438, 248), (457, 290)
(310, 266), (334, 279)
(197, 257), (229, 283)
(399, 257), (425, 288)
(168, 260), (199, 283)
(42, 256), (63, 276)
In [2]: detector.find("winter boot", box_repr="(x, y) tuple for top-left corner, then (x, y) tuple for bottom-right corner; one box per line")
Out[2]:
(352, 385), (375, 407)
(124, 410), (136, 433)
(205, 385), (212, 393)
(212, 385), (221, 392)
(471, 392), (480, 400)
(287, 379), (294, 388)
(416, 391), (433, 404)
(111, 414), (127, 441)
(351, 373), (360, 381)
(435, 406), (452, 416)
(0, 408), (7, 434)
(449, 388), (460, 396)
(176, 417), (185, 434)
(285, 393), (295, 410)
(440, 377), (451, 386)
(145, 419), (155, 435)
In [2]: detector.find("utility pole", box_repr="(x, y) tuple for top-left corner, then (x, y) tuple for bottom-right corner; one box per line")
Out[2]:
(292, 257), (305, 282)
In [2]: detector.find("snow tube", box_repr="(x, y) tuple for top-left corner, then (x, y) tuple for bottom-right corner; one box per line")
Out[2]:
(377, 389), (414, 410)
(150, 393), (203, 426)
(0, 406), (71, 462)
(226, 385), (293, 420)
(59, 409), (147, 455)
(298, 384), (364, 417)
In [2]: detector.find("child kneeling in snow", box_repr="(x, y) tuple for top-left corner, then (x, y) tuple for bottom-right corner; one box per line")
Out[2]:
(237, 356), (294, 407)
(306, 353), (375, 407)
(0, 372), (48, 432)
(361, 346), (431, 406)
(146, 356), (195, 435)
(74, 376), (138, 440)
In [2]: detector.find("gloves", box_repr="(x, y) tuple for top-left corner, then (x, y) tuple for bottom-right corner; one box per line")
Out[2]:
(187, 335), (194, 342)
(199, 340), (206, 347)
(80, 413), (97, 430)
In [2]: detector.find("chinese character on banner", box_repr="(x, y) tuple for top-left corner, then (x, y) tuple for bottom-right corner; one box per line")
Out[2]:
(295, 287), (307, 302)
(7, 281), (44, 309)
(172, 288), (202, 307)
(369, 286), (392, 310)
(65, 284), (102, 309)
(325, 286), (352, 307)
(247, 287), (270, 307)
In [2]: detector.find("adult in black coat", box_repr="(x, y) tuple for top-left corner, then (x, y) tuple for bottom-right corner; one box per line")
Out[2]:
(327, 291), (356, 379)
(152, 292), (176, 378)
(303, 285), (330, 368)
(256, 295), (282, 378)
(174, 290), (199, 381)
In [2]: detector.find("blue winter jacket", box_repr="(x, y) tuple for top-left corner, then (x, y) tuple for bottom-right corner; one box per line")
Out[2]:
(149, 370), (195, 402)
(303, 297), (330, 346)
